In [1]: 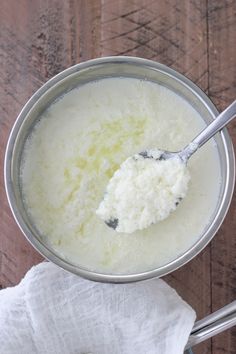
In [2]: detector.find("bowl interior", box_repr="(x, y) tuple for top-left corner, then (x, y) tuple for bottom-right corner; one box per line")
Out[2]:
(5, 58), (235, 282)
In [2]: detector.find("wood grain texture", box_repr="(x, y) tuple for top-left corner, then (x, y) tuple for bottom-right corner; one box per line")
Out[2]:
(101, 0), (209, 90)
(0, 1), (235, 353)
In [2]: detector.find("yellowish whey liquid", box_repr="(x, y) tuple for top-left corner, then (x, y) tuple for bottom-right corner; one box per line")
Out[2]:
(21, 78), (221, 273)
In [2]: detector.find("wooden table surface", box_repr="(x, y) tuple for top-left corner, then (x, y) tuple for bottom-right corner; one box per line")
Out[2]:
(0, 1), (236, 353)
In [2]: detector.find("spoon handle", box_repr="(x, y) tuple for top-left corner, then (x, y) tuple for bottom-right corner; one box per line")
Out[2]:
(185, 311), (236, 350)
(183, 100), (236, 160)
(185, 301), (236, 350)
(194, 100), (236, 147)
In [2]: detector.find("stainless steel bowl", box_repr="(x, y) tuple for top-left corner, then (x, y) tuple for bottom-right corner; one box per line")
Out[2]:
(4, 56), (235, 283)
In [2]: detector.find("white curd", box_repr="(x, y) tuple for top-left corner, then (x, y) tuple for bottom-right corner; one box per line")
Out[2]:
(96, 152), (190, 233)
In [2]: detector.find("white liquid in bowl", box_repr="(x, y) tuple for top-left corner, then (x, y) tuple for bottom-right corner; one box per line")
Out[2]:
(21, 78), (221, 274)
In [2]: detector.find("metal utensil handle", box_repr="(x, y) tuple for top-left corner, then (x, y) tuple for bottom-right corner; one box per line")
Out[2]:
(192, 100), (236, 149)
(186, 312), (236, 350)
(192, 300), (236, 332)
(185, 301), (236, 350)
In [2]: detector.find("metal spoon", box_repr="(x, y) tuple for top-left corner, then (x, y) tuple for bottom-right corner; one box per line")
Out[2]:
(106, 100), (236, 231)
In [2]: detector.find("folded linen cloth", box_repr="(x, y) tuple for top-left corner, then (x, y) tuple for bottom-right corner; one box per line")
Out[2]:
(0, 262), (196, 354)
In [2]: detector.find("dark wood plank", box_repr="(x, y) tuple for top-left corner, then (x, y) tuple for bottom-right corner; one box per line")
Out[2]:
(208, 1), (236, 353)
(101, 1), (210, 353)
(77, 0), (101, 60)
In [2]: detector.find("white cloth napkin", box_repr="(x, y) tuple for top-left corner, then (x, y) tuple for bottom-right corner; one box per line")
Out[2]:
(0, 262), (195, 354)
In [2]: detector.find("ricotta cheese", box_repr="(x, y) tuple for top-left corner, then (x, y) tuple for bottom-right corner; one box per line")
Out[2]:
(20, 78), (221, 274)
(96, 152), (190, 233)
